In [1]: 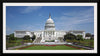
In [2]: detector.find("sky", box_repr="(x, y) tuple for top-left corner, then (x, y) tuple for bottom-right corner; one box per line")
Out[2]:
(6, 6), (94, 35)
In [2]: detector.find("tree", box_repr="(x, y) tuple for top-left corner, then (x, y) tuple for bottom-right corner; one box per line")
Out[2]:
(6, 35), (9, 37)
(64, 35), (67, 41)
(6, 35), (9, 40)
(64, 33), (77, 41)
(23, 35), (30, 40)
(90, 35), (94, 40)
(9, 33), (17, 40)
(90, 37), (94, 40)
(76, 35), (83, 41)
(86, 33), (92, 37)
(31, 35), (36, 41)
(76, 35), (83, 44)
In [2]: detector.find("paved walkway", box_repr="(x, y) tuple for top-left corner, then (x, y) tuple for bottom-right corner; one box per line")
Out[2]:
(34, 42), (66, 45)
(7, 44), (27, 50)
(66, 43), (94, 50)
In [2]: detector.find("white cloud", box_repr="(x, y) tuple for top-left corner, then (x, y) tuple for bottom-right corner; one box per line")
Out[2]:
(6, 24), (43, 35)
(6, 26), (13, 35)
(8, 14), (15, 18)
(21, 6), (42, 13)
(54, 7), (94, 31)
(38, 13), (44, 17)
(17, 24), (44, 31)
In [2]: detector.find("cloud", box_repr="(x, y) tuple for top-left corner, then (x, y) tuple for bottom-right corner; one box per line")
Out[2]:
(17, 24), (44, 31)
(54, 7), (94, 31)
(8, 14), (15, 18)
(63, 7), (94, 17)
(38, 13), (44, 17)
(6, 24), (43, 35)
(6, 26), (13, 35)
(21, 6), (42, 13)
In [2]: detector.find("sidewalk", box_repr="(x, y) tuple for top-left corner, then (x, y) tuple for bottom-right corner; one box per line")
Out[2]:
(72, 44), (94, 50)
(66, 43), (94, 50)
(7, 44), (27, 50)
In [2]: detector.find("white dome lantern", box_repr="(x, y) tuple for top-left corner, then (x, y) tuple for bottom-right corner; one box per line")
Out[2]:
(46, 14), (54, 24)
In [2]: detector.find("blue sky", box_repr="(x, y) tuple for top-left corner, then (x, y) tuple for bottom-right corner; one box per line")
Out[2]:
(6, 6), (94, 35)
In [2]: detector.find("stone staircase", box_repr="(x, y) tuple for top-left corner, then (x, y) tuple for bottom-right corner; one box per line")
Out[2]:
(60, 39), (64, 42)
(58, 37), (64, 42)
(33, 37), (42, 43)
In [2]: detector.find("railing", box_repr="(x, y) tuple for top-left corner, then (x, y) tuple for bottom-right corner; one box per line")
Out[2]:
(33, 37), (42, 43)
(58, 38), (64, 42)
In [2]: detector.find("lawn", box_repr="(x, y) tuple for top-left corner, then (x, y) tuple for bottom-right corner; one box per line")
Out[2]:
(14, 45), (85, 50)
(66, 39), (94, 48)
(6, 39), (33, 48)
(6, 39), (23, 48)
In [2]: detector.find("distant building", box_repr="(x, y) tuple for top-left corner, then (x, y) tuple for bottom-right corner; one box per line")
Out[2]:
(14, 31), (33, 38)
(68, 30), (85, 39)
(85, 37), (91, 39)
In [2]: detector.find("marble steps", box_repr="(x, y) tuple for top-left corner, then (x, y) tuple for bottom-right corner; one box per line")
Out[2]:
(33, 37), (42, 43)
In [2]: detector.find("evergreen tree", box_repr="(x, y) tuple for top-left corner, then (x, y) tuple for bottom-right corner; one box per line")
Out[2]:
(23, 35), (30, 40)
(77, 35), (83, 41)
(64, 33), (77, 41)
(9, 33), (17, 40)
(31, 35), (36, 41)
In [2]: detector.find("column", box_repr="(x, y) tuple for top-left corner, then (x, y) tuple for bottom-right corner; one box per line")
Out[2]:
(55, 32), (56, 39)
(52, 31), (54, 38)
(53, 31), (54, 39)
(47, 31), (48, 37)
(45, 31), (47, 37)
(52, 31), (53, 37)
(14, 32), (16, 37)
(48, 31), (49, 40)
(42, 32), (43, 40)
(44, 32), (46, 37)
(51, 31), (52, 40)
(51, 31), (52, 37)
(52, 31), (54, 39)
(83, 32), (85, 39)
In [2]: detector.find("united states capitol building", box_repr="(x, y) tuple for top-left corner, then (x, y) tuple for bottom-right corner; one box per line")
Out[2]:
(14, 14), (85, 44)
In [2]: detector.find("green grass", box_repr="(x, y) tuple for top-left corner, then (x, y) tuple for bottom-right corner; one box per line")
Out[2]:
(6, 43), (22, 47)
(6, 39), (33, 48)
(14, 45), (83, 50)
(66, 39), (94, 48)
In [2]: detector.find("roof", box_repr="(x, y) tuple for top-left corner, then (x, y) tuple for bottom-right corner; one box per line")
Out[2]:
(15, 30), (31, 32)
(69, 30), (85, 33)
(69, 30), (85, 32)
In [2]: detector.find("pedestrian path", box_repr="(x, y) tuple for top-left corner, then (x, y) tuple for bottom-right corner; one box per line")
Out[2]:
(66, 43), (94, 50)
(7, 44), (27, 50)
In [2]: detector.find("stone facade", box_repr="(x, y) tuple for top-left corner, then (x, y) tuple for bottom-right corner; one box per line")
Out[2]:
(14, 31), (33, 38)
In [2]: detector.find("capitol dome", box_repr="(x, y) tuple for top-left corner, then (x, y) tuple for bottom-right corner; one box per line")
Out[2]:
(46, 17), (54, 24)
(45, 14), (55, 30)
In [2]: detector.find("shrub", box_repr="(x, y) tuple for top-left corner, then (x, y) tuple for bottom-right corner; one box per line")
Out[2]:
(85, 33), (92, 37)
(31, 35), (36, 41)
(8, 33), (17, 40)
(23, 35), (30, 40)
(76, 35), (83, 41)
(45, 40), (55, 42)
(64, 33), (77, 41)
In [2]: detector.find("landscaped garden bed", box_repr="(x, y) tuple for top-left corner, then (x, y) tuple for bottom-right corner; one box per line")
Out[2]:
(45, 40), (55, 42)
